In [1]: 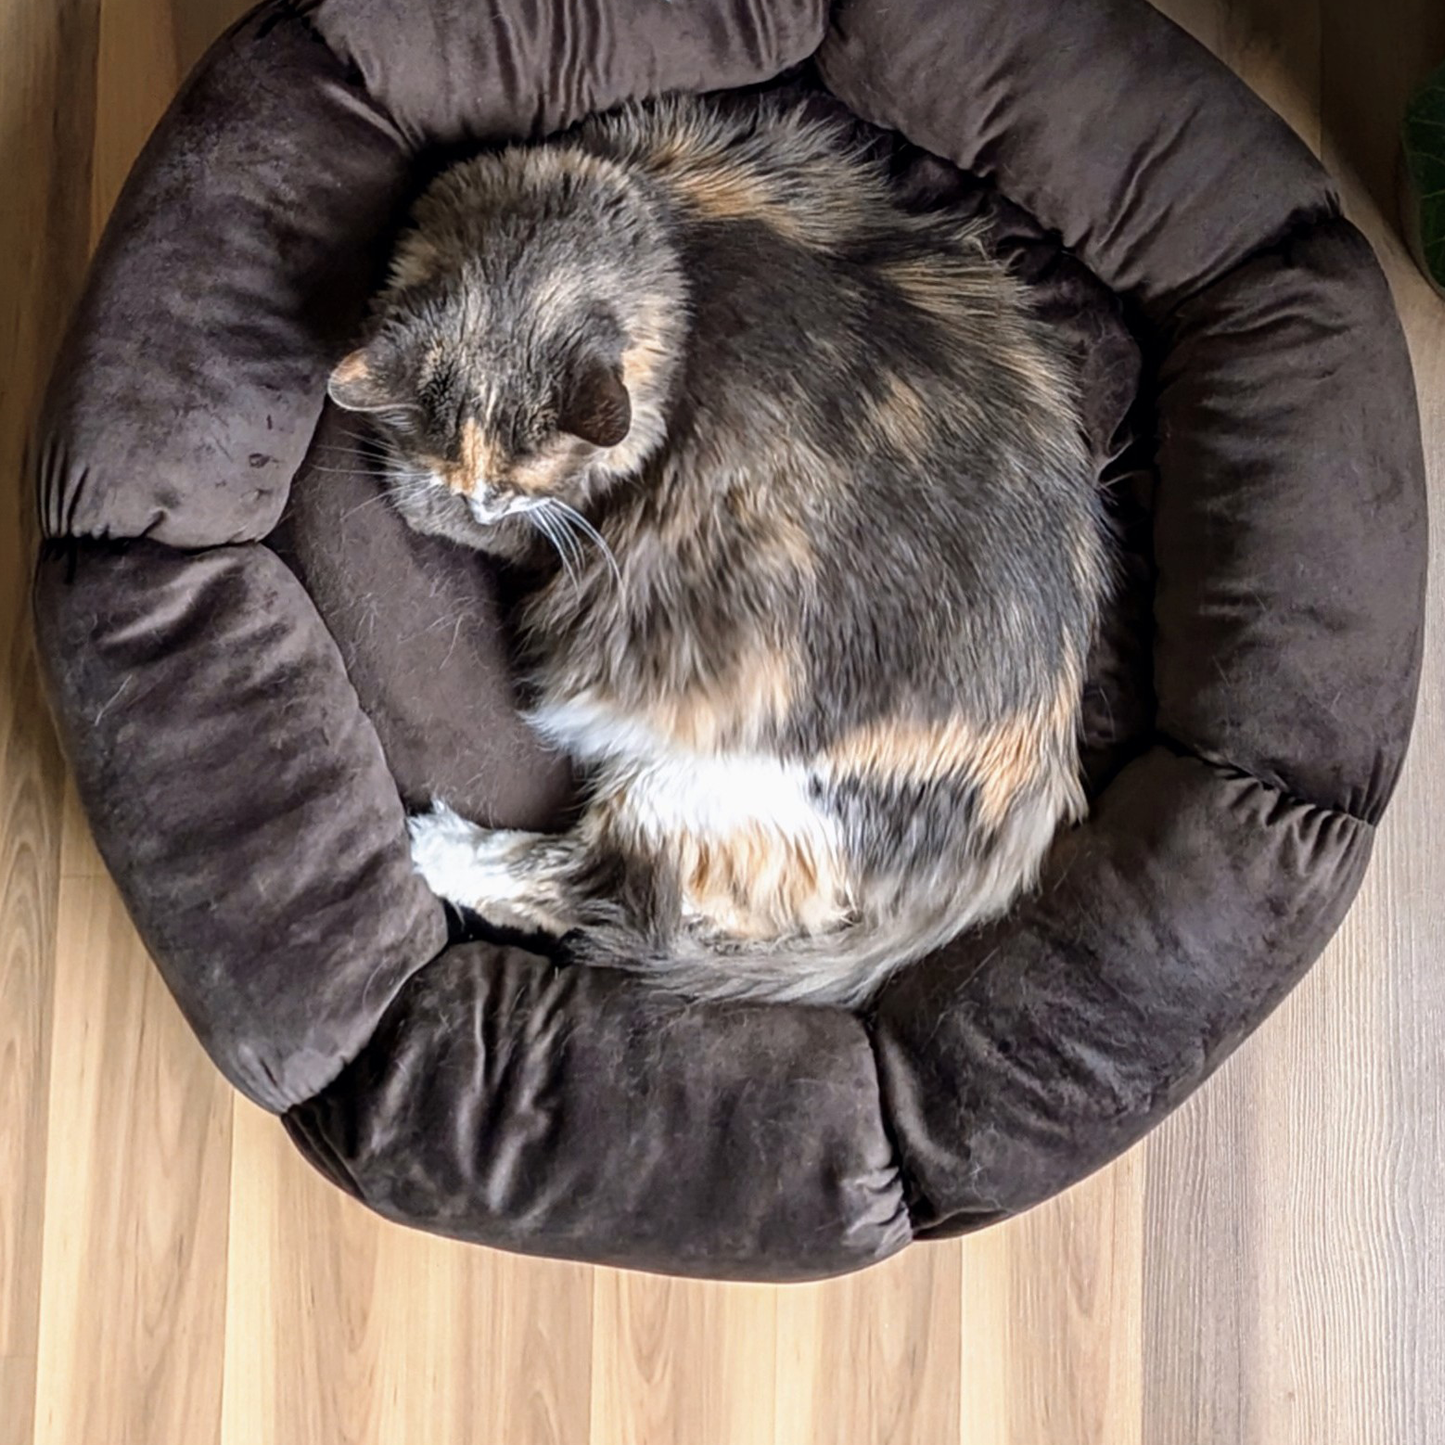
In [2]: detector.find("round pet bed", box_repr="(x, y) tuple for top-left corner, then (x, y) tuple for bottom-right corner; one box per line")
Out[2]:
(33, 0), (1426, 1280)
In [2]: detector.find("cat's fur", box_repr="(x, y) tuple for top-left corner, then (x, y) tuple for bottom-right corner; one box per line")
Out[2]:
(328, 95), (1107, 1007)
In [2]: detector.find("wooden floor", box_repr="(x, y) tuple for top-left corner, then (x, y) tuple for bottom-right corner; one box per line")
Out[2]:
(2, 2), (1442, 1441)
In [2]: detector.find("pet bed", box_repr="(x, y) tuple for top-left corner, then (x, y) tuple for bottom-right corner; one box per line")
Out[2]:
(32, 0), (1426, 1279)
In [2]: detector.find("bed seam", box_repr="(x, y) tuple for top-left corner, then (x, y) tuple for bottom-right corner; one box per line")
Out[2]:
(859, 1015), (923, 1240)
(1153, 728), (1379, 827)
(1149, 196), (1347, 327)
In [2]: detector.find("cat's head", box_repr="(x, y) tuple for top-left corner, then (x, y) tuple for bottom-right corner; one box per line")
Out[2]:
(328, 145), (685, 558)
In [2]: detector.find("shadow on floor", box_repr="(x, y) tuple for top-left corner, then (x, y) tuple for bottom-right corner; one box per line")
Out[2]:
(1232, 0), (1445, 224)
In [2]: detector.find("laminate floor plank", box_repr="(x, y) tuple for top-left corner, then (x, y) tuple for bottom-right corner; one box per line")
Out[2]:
(774, 1242), (961, 1445)
(0, 0), (102, 1440)
(591, 1272), (777, 1445)
(31, 877), (232, 1445)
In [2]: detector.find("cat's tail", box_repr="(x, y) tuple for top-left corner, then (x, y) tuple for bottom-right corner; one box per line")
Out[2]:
(568, 786), (1069, 1009)
(569, 902), (970, 1009)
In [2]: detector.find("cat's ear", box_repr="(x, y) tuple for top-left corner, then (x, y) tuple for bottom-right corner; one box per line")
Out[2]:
(328, 348), (395, 412)
(558, 359), (631, 448)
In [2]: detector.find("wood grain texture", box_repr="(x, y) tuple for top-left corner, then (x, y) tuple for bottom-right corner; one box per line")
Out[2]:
(223, 1098), (596, 1445)
(0, 0), (96, 1439)
(31, 877), (232, 1445)
(774, 1243), (959, 1445)
(1001, 1155), (1147, 1445)
(1, 1), (1441, 1442)
(592, 1274), (776, 1445)
(1144, 8), (1445, 1445)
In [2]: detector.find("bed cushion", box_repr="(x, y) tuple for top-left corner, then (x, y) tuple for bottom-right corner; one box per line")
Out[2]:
(32, 0), (1426, 1278)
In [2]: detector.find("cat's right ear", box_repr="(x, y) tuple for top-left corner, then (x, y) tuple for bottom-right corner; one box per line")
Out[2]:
(558, 357), (632, 449)
(328, 349), (394, 412)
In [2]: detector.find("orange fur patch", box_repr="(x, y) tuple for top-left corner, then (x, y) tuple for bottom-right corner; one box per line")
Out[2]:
(881, 256), (1000, 315)
(677, 824), (846, 939)
(331, 350), (371, 386)
(824, 704), (1075, 829)
(865, 372), (933, 460)
(826, 715), (981, 784)
(509, 441), (588, 496)
(438, 417), (505, 495)
(643, 644), (797, 753)
(664, 156), (810, 244)
(621, 333), (668, 402)
(724, 483), (813, 575)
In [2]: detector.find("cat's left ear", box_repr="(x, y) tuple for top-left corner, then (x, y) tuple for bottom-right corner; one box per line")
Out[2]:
(328, 348), (395, 412)
(558, 358), (631, 449)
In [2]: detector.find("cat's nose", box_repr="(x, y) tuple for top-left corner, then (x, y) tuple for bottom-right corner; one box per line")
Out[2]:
(466, 490), (504, 525)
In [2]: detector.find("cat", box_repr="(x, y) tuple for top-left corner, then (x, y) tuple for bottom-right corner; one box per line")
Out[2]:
(327, 94), (1107, 1008)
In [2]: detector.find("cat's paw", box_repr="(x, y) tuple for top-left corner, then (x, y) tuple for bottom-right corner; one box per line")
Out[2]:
(406, 801), (487, 905)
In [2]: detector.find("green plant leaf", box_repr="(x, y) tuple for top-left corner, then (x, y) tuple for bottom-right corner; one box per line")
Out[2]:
(1404, 61), (1445, 288)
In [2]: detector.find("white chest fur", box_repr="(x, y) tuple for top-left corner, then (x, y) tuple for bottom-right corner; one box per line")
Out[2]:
(529, 692), (850, 936)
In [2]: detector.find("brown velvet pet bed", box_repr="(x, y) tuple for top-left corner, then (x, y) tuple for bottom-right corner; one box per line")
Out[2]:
(33, 0), (1426, 1281)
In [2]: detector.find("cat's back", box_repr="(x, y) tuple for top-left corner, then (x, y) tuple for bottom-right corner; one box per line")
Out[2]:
(578, 94), (890, 246)
(578, 97), (891, 406)
(548, 97), (1104, 735)
(576, 96), (1078, 470)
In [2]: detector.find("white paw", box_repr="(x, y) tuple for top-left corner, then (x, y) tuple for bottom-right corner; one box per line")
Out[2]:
(407, 801), (490, 905)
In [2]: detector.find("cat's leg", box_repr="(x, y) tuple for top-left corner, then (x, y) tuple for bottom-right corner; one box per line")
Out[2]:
(406, 801), (587, 935)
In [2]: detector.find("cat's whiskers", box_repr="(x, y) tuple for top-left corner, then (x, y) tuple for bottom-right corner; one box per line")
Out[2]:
(339, 491), (402, 523)
(538, 498), (623, 587)
(530, 502), (590, 584)
(309, 445), (397, 465)
(329, 428), (398, 454)
(526, 506), (580, 587)
(303, 463), (435, 480)
(541, 509), (586, 582)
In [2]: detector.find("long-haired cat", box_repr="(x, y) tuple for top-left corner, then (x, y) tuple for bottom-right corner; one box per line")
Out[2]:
(327, 94), (1107, 1007)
